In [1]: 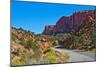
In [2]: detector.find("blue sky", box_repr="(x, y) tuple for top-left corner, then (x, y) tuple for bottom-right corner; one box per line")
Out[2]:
(11, 0), (96, 34)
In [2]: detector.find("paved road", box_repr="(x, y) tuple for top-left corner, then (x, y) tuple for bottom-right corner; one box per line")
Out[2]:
(52, 48), (96, 62)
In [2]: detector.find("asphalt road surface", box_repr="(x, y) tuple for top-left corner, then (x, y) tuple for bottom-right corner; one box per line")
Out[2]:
(52, 48), (96, 62)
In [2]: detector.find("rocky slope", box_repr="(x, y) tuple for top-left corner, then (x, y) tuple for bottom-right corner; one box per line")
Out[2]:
(11, 27), (69, 66)
(61, 13), (96, 51)
(43, 10), (96, 51)
(43, 10), (96, 35)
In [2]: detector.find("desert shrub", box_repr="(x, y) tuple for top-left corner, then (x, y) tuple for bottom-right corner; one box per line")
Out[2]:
(25, 40), (33, 49)
(11, 49), (26, 65)
(55, 33), (72, 41)
(12, 33), (17, 42)
(44, 49), (69, 64)
(19, 39), (34, 49)
(52, 40), (59, 47)
(32, 41), (41, 57)
(46, 35), (56, 41)
(19, 40), (27, 47)
(44, 49), (57, 63)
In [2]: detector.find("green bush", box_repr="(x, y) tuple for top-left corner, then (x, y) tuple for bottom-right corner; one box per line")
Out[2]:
(44, 50), (57, 63)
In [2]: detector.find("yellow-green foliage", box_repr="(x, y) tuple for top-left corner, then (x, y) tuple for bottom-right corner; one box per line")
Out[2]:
(11, 27), (70, 65)
(44, 50), (57, 63)
(44, 49), (69, 64)
(11, 56), (25, 65)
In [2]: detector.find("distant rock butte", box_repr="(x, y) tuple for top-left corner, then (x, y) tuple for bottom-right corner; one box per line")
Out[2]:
(43, 10), (96, 35)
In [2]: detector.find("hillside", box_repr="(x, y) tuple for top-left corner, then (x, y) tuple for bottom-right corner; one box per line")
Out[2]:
(60, 14), (96, 51)
(42, 10), (96, 51)
(11, 27), (69, 65)
(43, 10), (95, 35)
(11, 10), (96, 66)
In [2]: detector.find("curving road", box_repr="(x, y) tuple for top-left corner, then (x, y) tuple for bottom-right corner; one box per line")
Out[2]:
(52, 48), (96, 62)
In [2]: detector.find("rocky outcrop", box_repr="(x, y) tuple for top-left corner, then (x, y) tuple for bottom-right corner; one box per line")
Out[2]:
(43, 10), (96, 35)
(43, 25), (56, 35)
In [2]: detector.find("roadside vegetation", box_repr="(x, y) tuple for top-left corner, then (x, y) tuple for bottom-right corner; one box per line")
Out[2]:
(11, 27), (69, 66)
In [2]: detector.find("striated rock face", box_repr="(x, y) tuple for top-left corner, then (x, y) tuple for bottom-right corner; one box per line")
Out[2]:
(43, 25), (56, 35)
(43, 10), (96, 35)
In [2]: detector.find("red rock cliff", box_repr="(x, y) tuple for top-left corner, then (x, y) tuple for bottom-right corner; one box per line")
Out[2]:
(43, 10), (96, 35)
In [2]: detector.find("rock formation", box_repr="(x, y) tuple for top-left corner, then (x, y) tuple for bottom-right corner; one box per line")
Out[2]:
(43, 10), (96, 35)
